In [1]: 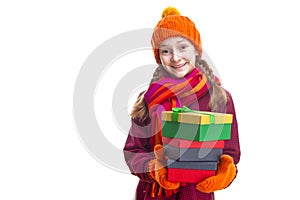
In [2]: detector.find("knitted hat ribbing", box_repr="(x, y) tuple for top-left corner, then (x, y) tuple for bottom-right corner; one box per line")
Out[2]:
(151, 7), (202, 64)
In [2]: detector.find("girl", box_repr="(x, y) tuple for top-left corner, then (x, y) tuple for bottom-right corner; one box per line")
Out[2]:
(123, 7), (240, 200)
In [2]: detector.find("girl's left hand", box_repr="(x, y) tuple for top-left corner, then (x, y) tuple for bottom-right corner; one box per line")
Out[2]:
(196, 154), (237, 193)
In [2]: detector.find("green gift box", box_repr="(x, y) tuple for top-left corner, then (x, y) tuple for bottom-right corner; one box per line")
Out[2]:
(162, 106), (233, 142)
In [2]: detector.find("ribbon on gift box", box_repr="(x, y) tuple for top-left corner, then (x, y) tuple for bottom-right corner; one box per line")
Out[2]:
(171, 106), (215, 124)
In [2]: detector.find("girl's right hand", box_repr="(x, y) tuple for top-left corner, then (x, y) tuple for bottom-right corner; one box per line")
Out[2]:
(148, 144), (180, 190)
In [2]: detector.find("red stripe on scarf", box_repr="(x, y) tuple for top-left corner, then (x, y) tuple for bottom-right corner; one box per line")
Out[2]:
(144, 68), (211, 146)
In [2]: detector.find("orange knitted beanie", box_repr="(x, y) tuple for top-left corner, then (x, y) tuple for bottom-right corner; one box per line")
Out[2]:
(151, 7), (202, 64)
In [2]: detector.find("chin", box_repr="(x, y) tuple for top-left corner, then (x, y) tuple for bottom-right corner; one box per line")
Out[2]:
(172, 72), (188, 79)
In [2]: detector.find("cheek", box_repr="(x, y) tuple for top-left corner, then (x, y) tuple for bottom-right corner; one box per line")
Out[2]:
(184, 51), (196, 59)
(190, 56), (196, 65)
(185, 54), (196, 65)
(159, 55), (170, 65)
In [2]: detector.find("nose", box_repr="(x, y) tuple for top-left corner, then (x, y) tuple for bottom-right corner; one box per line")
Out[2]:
(171, 52), (181, 62)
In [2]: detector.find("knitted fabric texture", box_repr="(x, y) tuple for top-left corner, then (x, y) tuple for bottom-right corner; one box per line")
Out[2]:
(148, 144), (180, 197)
(196, 155), (237, 193)
(144, 68), (212, 146)
(151, 7), (202, 64)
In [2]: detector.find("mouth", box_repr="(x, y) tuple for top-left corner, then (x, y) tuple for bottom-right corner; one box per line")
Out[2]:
(172, 62), (187, 69)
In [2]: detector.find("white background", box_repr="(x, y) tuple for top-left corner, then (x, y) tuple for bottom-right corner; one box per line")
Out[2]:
(1, 0), (300, 199)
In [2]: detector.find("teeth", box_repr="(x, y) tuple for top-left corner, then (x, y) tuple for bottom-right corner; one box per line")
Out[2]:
(174, 63), (185, 68)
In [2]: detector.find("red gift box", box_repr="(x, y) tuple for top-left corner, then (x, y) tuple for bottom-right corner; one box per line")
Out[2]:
(168, 168), (216, 183)
(162, 136), (224, 148)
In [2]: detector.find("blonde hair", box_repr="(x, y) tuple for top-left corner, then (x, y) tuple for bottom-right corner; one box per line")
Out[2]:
(195, 56), (227, 111)
(130, 56), (227, 120)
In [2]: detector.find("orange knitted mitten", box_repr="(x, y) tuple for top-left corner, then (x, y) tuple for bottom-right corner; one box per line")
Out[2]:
(196, 154), (237, 193)
(148, 144), (180, 190)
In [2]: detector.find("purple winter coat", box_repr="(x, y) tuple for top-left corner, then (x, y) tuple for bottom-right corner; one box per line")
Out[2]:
(123, 89), (241, 200)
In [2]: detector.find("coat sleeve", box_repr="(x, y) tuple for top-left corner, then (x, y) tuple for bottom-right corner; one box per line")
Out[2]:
(123, 117), (155, 182)
(223, 91), (241, 165)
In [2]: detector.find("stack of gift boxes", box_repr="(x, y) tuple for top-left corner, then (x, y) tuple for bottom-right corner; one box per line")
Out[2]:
(161, 106), (233, 183)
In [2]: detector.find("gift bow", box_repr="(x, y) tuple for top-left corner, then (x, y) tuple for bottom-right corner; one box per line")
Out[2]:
(171, 106), (215, 123)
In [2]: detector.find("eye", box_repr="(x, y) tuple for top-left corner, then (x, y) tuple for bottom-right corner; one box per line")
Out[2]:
(180, 45), (188, 50)
(160, 49), (171, 55)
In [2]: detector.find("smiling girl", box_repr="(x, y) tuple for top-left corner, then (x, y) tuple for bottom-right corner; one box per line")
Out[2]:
(123, 7), (241, 200)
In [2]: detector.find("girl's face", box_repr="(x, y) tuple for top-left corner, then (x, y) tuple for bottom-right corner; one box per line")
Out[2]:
(159, 37), (198, 79)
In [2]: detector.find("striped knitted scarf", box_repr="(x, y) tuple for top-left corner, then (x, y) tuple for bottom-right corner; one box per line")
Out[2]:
(144, 67), (214, 146)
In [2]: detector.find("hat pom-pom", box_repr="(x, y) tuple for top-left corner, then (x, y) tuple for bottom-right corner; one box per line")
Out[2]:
(161, 7), (180, 18)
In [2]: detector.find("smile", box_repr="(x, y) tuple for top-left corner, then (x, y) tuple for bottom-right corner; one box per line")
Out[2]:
(172, 62), (187, 69)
